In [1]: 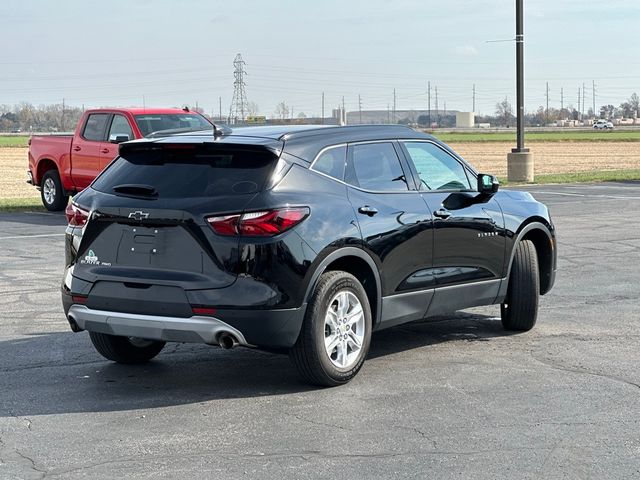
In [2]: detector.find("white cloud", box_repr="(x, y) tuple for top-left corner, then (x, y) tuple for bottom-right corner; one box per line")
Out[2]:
(455, 45), (479, 57)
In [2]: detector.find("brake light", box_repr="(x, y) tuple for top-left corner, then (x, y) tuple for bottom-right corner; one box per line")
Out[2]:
(206, 207), (309, 237)
(65, 203), (89, 227)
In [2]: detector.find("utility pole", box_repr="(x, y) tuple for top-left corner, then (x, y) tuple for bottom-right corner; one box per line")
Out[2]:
(507, 0), (533, 182)
(342, 96), (346, 125)
(578, 88), (581, 120)
(392, 88), (396, 123)
(427, 81), (431, 126)
(545, 82), (549, 125)
(291, 106), (294, 121)
(219, 96), (222, 122)
(61, 98), (65, 131)
(321, 92), (325, 125)
(358, 94), (362, 124)
(592, 80), (596, 118)
(435, 86), (439, 126)
(582, 82), (586, 120)
(560, 87), (564, 114)
(472, 84), (476, 113)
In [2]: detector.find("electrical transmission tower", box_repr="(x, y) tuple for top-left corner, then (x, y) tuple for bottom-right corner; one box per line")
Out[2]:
(228, 54), (249, 124)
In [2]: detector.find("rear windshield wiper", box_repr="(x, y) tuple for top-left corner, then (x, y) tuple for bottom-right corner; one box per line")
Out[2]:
(112, 184), (158, 197)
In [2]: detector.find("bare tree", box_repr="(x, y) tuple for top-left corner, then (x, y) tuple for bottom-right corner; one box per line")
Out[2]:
(246, 102), (259, 116)
(495, 97), (513, 127)
(275, 101), (289, 120)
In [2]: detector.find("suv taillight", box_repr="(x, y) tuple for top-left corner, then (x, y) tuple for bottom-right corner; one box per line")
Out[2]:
(206, 207), (309, 237)
(65, 203), (89, 227)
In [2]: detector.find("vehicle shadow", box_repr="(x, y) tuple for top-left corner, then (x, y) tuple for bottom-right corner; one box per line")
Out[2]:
(0, 210), (67, 227)
(0, 310), (518, 418)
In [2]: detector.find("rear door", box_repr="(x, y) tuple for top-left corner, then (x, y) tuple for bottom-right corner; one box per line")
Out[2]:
(398, 140), (505, 315)
(345, 141), (434, 328)
(72, 113), (110, 188)
(99, 114), (134, 169)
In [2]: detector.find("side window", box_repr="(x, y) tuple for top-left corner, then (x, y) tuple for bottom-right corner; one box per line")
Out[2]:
(312, 145), (346, 180)
(346, 142), (408, 191)
(403, 142), (472, 191)
(108, 115), (134, 140)
(82, 114), (110, 142)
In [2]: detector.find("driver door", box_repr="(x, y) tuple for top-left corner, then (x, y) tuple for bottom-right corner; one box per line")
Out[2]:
(398, 140), (506, 316)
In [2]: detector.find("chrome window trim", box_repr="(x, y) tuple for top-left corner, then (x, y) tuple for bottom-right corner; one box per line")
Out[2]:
(309, 141), (420, 194)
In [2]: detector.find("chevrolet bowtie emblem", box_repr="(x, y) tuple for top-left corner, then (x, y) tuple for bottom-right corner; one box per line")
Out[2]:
(128, 211), (150, 220)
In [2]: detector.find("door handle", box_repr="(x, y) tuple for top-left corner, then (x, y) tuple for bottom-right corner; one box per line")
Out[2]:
(358, 205), (378, 216)
(433, 209), (451, 219)
(101, 148), (110, 154)
(73, 145), (81, 152)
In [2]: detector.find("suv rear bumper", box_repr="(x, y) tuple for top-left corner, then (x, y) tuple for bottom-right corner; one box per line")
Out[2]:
(64, 297), (307, 350)
(67, 304), (252, 347)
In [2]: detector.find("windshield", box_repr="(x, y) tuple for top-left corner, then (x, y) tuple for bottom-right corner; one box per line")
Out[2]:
(134, 114), (212, 137)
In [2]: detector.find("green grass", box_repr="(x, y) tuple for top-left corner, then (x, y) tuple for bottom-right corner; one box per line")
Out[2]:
(431, 130), (640, 143)
(0, 136), (30, 147)
(499, 169), (640, 186)
(0, 197), (46, 212)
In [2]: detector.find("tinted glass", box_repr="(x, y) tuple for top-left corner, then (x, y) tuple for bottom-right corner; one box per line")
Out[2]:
(82, 114), (110, 141)
(93, 146), (277, 198)
(108, 115), (133, 140)
(346, 143), (408, 191)
(312, 146), (346, 180)
(134, 114), (211, 137)
(404, 142), (471, 191)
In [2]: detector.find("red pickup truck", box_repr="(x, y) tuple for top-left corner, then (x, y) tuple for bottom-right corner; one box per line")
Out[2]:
(28, 107), (212, 210)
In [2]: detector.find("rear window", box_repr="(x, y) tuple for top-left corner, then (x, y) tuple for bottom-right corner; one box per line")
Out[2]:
(134, 114), (211, 137)
(92, 146), (278, 198)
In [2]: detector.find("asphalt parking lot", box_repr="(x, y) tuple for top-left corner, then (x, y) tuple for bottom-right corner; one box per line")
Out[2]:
(1, 182), (639, 479)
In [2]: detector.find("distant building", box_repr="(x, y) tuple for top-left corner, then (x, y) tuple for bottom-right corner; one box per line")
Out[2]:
(455, 112), (475, 128)
(346, 109), (459, 125)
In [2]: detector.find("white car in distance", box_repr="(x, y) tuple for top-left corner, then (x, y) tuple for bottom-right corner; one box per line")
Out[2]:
(593, 119), (614, 130)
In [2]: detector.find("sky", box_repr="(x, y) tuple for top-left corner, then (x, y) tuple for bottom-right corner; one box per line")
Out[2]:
(1, 0), (639, 118)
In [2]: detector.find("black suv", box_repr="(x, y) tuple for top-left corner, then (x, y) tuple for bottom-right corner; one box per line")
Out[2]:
(62, 125), (556, 386)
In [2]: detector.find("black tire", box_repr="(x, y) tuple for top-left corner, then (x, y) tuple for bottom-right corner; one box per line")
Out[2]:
(501, 239), (539, 331)
(40, 169), (69, 211)
(290, 271), (372, 387)
(89, 331), (165, 364)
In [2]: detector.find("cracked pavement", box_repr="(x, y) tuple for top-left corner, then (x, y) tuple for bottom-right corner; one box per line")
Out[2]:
(1, 182), (639, 479)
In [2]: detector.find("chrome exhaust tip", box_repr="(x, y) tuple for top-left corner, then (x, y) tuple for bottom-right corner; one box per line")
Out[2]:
(67, 316), (83, 332)
(218, 332), (239, 349)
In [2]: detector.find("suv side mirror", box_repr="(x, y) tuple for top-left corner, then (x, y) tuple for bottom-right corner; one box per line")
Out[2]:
(109, 134), (130, 144)
(478, 173), (499, 195)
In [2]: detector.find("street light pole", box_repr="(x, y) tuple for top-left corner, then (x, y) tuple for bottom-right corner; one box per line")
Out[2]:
(507, 0), (534, 182)
(514, 0), (526, 153)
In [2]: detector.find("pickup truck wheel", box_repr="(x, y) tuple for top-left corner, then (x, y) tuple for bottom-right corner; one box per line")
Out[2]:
(501, 239), (539, 331)
(290, 271), (372, 387)
(89, 331), (165, 364)
(40, 169), (69, 211)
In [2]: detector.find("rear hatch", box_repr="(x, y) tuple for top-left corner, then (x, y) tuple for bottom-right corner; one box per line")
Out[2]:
(71, 140), (282, 314)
